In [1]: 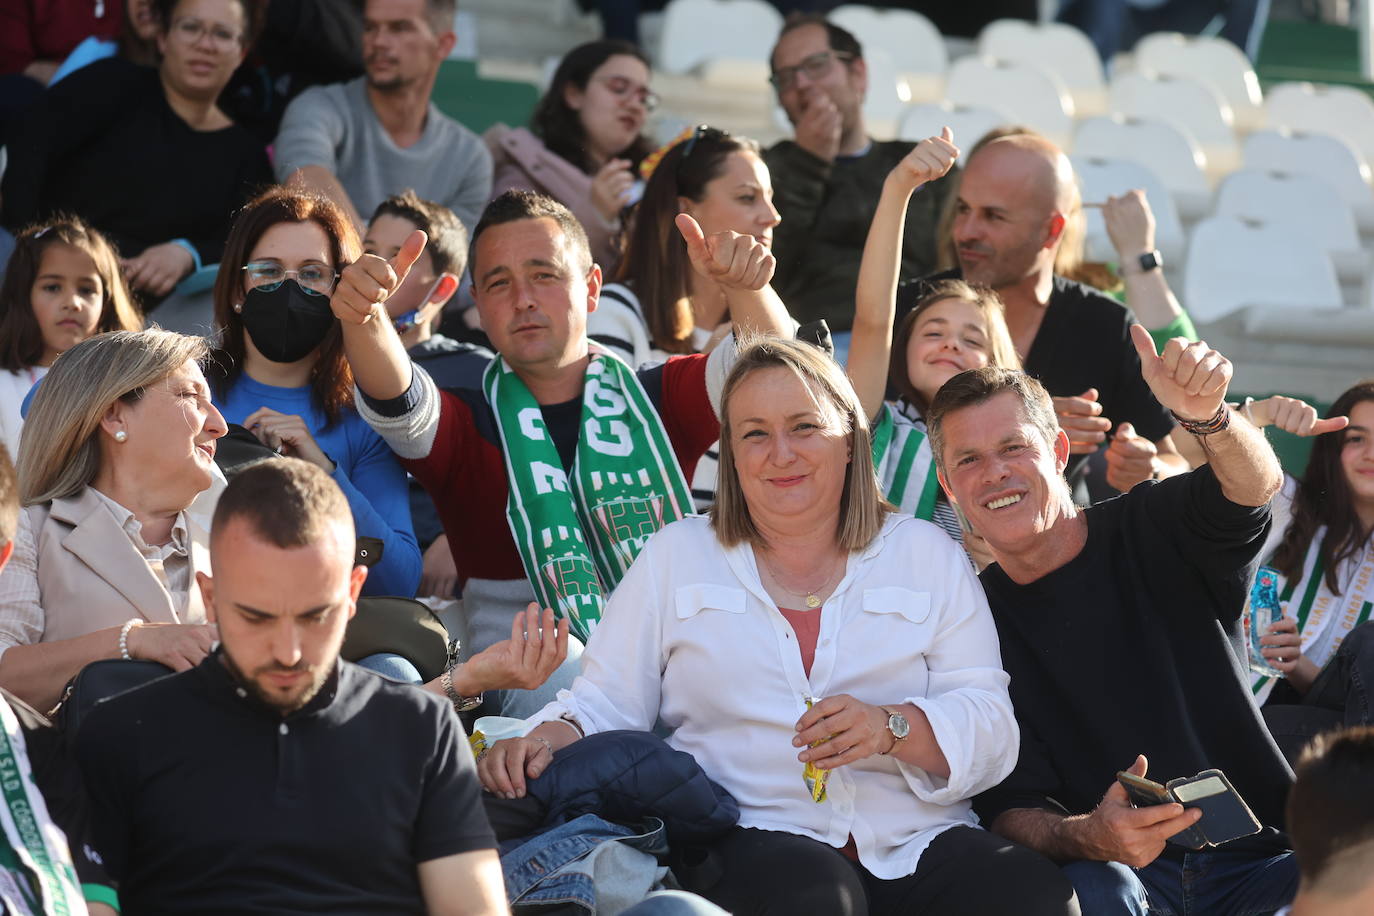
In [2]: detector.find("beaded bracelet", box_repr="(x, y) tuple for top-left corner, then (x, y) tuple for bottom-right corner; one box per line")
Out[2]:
(1172, 404), (1231, 437)
(119, 618), (142, 660)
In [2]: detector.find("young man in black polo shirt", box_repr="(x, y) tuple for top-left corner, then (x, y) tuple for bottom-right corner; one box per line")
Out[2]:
(76, 459), (506, 915)
(927, 328), (1298, 915)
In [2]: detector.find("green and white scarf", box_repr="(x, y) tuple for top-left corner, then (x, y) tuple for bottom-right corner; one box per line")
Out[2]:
(484, 353), (694, 643)
(0, 702), (84, 916)
(870, 401), (941, 521)
(1252, 530), (1374, 704)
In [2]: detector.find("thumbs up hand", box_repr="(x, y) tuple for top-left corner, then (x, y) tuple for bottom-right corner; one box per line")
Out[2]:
(889, 126), (960, 195)
(1130, 324), (1232, 423)
(675, 213), (775, 292)
(331, 229), (428, 325)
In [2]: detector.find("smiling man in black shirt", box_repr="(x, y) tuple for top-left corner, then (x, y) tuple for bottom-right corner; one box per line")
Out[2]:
(927, 328), (1298, 915)
(76, 459), (506, 915)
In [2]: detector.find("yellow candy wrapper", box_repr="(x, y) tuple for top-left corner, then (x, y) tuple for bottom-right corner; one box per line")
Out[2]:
(469, 729), (487, 762)
(802, 697), (830, 803)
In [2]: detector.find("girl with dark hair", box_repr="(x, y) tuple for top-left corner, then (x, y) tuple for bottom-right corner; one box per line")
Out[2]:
(0, 217), (143, 456)
(209, 186), (419, 599)
(591, 126), (784, 366)
(1246, 382), (1374, 744)
(484, 39), (655, 271)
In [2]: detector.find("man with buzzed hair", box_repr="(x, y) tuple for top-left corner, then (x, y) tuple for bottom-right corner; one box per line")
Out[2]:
(907, 132), (1188, 494)
(77, 458), (506, 915)
(765, 14), (951, 338)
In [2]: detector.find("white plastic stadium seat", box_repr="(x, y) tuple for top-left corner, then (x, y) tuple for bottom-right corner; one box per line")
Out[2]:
(1214, 169), (1366, 284)
(1071, 156), (1186, 265)
(1265, 82), (1374, 166)
(830, 4), (947, 103)
(899, 101), (1014, 149)
(1108, 70), (1239, 175)
(1134, 32), (1264, 132)
(945, 56), (1075, 149)
(659, 0), (783, 75)
(978, 19), (1108, 118)
(1243, 128), (1374, 232)
(1073, 115), (1211, 220)
(1183, 215), (1342, 323)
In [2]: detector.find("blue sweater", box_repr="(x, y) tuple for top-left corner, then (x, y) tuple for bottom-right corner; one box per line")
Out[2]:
(216, 375), (420, 597)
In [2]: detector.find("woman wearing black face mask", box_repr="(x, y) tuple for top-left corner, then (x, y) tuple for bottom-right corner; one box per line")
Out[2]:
(209, 187), (420, 600)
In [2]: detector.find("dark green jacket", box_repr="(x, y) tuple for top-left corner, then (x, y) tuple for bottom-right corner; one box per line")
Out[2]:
(764, 138), (953, 331)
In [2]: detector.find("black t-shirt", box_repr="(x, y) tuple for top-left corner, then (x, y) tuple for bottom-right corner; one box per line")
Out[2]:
(901, 271), (1175, 474)
(76, 655), (495, 915)
(973, 465), (1294, 840)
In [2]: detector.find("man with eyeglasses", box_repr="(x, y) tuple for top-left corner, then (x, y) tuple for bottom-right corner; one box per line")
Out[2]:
(272, 0), (492, 234)
(764, 14), (952, 347)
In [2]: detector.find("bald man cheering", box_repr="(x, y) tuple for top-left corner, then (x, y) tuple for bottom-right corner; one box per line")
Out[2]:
(904, 132), (1187, 494)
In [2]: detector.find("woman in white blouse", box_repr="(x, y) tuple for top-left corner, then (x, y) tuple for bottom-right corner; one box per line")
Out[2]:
(479, 338), (1078, 916)
(0, 330), (226, 712)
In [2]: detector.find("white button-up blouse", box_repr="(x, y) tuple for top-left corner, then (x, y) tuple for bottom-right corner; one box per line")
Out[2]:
(527, 513), (1019, 880)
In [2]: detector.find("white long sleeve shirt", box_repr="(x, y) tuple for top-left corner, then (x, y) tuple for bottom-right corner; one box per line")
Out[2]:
(528, 513), (1019, 879)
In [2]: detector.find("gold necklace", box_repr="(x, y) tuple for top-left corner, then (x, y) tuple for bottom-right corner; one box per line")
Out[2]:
(760, 552), (844, 609)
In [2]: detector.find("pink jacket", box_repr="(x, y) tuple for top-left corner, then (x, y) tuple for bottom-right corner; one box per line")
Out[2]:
(484, 124), (622, 272)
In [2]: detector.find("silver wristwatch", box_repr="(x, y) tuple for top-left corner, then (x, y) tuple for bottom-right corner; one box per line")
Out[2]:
(880, 706), (910, 755)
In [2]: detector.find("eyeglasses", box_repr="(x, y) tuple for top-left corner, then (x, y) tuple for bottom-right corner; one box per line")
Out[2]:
(595, 75), (660, 113)
(170, 16), (242, 49)
(681, 124), (729, 159)
(769, 49), (854, 92)
(242, 262), (339, 296)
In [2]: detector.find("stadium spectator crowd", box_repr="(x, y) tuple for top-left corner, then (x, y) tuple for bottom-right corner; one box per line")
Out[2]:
(0, 1), (1372, 914)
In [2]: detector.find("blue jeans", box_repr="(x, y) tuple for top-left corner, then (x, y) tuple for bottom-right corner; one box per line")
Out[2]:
(356, 652), (424, 683)
(1063, 845), (1297, 915)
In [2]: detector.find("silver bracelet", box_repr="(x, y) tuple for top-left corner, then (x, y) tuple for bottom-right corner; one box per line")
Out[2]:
(119, 619), (142, 660)
(439, 664), (482, 712)
(531, 734), (554, 757)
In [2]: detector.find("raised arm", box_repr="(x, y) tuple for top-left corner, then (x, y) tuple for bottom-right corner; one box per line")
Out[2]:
(849, 128), (960, 420)
(1103, 191), (1194, 345)
(675, 213), (792, 340)
(1129, 325), (1281, 506)
(330, 229), (428, 401)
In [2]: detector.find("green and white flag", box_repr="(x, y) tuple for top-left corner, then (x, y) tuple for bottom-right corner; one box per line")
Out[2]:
(871, 401), (941, 521)
(485, 353), (695, 643)
(1251, 530), (1374, 703)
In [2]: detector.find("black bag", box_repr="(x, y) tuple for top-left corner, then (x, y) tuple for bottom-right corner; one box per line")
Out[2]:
(52, 659), (174, 737)
(341, 596), (450, 682)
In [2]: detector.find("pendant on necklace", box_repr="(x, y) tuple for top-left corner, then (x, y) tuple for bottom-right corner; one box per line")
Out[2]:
(805, 594), (822, 609)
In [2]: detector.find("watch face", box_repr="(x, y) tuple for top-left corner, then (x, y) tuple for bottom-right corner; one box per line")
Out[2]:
(889, 712), (910, 740)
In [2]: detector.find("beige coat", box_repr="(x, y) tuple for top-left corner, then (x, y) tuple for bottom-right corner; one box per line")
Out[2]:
(23, 486), (211, 644)
(484, 124), (622, 272)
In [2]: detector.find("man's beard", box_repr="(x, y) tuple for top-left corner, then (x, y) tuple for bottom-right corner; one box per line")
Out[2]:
(221, 647), (329, 714)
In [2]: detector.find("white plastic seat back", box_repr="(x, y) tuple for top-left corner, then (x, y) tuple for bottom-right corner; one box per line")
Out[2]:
(979, 19), (1107, 117)
(659, 0), (783, 75)
(1215, 170), (1361, 260)
(1109, 70), (1238, 172)
(898, 101), (1014, 148)
(1074, 115), (1210, 217)
(830, 5), (947, 77)
(1265, 82), (1374, 165)
(1242, 129), (1374, 230)
(946, 56), (1075, 148)
(1134, 32), (1264, 131)
(1071, 156), (1186, 264)
(1183, 216), (1342, 323)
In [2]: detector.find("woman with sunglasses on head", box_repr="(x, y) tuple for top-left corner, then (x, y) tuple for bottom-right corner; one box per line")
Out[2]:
(209, 187), (420, 599)
(2, 0), (271, 306)
(484, 40), (657, 273)
(588, 125), (789, 507)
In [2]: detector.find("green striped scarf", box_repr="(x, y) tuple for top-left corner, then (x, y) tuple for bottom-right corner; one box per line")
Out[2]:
(0, 701), (84, 916)
(1251, 529), (1374, 703)
(484, 353), (694, 643)
(870, 401), (941, 521)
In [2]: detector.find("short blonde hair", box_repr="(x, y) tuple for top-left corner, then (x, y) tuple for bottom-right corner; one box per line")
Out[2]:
(711, 336), (891, 551)
(18, 329), (210, 505)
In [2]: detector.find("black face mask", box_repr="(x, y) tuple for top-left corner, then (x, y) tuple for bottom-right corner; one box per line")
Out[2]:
(238, 280), (335, 364)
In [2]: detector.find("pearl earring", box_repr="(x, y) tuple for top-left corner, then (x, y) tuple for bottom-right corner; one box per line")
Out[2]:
(114, 430), (128, 443)
(233, 302), (243, 313)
